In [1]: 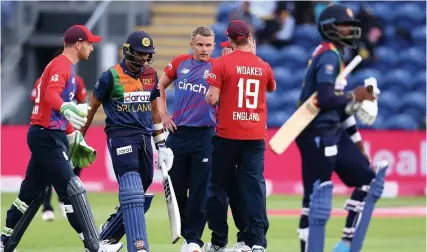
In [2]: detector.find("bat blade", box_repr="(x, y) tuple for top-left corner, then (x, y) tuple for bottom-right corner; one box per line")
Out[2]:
(161, 167), (181, 244)
(269, 55), (363, 155)
(269, 93), (319, 154)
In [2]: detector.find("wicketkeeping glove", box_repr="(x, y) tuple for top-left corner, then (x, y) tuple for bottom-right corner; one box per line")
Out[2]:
(67, 130), (97, 168)
(61, 102), (90, 130)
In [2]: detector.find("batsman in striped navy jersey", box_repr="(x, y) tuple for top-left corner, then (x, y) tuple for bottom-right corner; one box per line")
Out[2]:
(81, 31), (173, 252)
(157, 26), (216, 252)
(294, 5), (388, 252)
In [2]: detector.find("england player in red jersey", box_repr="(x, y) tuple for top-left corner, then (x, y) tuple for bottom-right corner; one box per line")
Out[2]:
(1, 25), (122, 252)
(31, 49), (88, 222)
(204, 20), (275, 252)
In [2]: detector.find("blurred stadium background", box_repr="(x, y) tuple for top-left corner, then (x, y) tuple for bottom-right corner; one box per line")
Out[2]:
(0, 1), (426, 251)
(1, 0), (426, 195)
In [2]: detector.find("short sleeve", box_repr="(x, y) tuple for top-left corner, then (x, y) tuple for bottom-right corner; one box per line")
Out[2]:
(164, 54), (189, 80)
(315, 51), (340, 86)
(206, 58), (224, 90)
(150, 73), (160, 101)
(93, 71), (113, 102)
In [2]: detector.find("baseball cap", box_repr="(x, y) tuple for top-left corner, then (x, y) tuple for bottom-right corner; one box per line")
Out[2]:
(225, 20), (250, 41)
(63, 25), (102, 44)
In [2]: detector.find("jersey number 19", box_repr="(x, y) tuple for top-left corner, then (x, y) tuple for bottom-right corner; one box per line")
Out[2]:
(237, 78), (259, 109)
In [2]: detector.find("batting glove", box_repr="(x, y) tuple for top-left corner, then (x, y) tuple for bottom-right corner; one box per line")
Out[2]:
(156, 143), (174, 172)
(356, 100), (378, 125)
(60, 102), (90, 130)
(67, 130), (97, 168)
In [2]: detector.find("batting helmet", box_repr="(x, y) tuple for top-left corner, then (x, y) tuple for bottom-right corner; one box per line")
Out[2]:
(123, 31), (155, 70)
(318, 4), (361, 48)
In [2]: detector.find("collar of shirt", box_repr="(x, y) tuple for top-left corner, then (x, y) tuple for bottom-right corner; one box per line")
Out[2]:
(120, 60), (144, 79)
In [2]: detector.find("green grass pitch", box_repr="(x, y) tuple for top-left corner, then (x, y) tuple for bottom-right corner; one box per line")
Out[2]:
(1, 193), (425, 251)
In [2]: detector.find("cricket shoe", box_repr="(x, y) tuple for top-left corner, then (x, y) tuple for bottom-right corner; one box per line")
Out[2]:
(231, 242), (251, 252)
(181, 240), (188, 252)
(187, 242), (202, 252)
(332, 240), (350, 252)
(202, 243), (226, 252)
(251, 245), (265, 252)
(41, 210), (55, 222)
(95, 240), (123, 252)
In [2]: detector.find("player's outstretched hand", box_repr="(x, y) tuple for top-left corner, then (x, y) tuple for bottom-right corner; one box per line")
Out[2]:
(352, 86), (376, 102)
(160, 113), (177, 133)
(60, 102), (90, 130)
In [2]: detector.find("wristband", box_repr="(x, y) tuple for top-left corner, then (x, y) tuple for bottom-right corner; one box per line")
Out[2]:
(154, 123), (163, 131)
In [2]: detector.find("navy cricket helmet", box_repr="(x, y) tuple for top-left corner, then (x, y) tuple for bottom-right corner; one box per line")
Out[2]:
(318, 4), (361, 48)
(123, 31), (155, 69)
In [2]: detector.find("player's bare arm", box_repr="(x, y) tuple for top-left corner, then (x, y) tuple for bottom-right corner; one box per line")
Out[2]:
(205, 86), (220, 106)
(157, 74), (177, 132)
(80, 94), (101, 136)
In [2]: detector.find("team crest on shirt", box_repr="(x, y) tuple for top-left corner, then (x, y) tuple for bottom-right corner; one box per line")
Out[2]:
(326, 65), (334, 74)
(142, 38), (150, 47)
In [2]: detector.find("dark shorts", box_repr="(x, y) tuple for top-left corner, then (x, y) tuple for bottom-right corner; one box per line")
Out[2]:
(107, 134), (153, 190)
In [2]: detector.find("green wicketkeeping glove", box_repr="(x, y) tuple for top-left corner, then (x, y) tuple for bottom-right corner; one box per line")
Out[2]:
(67, 131), (97, 168)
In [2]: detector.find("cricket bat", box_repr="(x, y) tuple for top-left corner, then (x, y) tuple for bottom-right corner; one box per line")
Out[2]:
(269, 55), (363, 155)
(160, 163), (181, 244)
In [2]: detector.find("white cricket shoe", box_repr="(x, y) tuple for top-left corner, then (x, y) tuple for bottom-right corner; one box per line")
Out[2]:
(41, 210), (55, 222)
(202, 243), (226, 252)
(231, 242), (251, 252)
(187, 242), (202, 252)
(251, 245), (265, 252)
(96, 240), (123, 252)
(58, 202), (68, 219)
(181, 239), (188, 252)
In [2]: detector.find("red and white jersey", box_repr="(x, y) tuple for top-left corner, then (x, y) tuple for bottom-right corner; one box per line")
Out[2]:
(30, 55), (77, 131)
(207, 50), (275, 140)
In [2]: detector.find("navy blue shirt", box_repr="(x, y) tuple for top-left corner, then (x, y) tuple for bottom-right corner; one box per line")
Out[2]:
(93, 60), (159, 137)
(299, 42), (348, 142)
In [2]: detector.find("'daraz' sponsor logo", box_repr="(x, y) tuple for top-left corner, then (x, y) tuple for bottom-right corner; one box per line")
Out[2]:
(123, 91), (151, 103)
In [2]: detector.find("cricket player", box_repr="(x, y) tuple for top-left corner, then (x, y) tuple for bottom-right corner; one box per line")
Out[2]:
(204, 20), (275, 252)
(80, 31), (173, 252)
(1, 25), (123, 252)
(294, 5), (388, 252)
(155, 26), (216, 252)
(31, 49), (88, 221)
